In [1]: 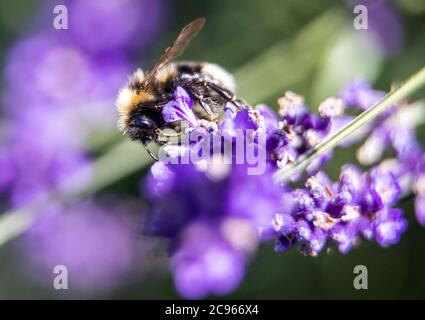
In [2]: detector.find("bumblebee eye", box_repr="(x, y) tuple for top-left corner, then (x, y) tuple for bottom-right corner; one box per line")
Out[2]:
(132, 115), (156, 129)
(128, 115), (158, 143)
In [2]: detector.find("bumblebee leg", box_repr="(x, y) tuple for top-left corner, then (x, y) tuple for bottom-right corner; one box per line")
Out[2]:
(202, 82), (249, 111)
(205, 82), (234, 100)
(179, 77), (247, 118)
(198, 97), (217, 120)
(232, 98), (249, 110)
(143, 143), (159, 161)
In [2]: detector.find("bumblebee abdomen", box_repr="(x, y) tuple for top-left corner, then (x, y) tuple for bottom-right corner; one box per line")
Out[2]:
(200, 63), (236, 93)
(157, 61), (236, 94)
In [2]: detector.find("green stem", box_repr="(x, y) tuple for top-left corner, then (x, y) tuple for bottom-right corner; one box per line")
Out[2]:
(0, 140), (153, 247)
(273, 65), (425, 184)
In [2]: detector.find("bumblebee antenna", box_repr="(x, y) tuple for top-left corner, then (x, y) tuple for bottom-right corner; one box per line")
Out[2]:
(143, 143), (159, 161)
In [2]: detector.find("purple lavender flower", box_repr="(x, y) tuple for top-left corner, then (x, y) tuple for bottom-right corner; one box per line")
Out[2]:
(290, 189), (316, 216)
(145, 159), (267, 299)
(330, 223), (355, 254)
(137, 74), (425, 297)
(171, 221), (246, 298)
(343, 82), (425, 230)
(340, 79), (385, 110)
(270, 213), (297, 237)
(338, 165), (363, 201)
(277, 91), (307, 126)
(305, 173), (333, 209)
(345, 0), (404, 55)
(255, 104), (279, 138)
(270, 162), (407, 256)
(4, 105), (92, 207)
(162, 87), (199, 128)
(22, 200), (138, 292)
(143, 87), (296, 297)
(1, 34), (121, 206)
(4, 33), (131, 129)
(144, 162), (228, 237)
(0, 0), (171, 296)
(65, 0), (165, 54)
(0, 147), (15, 192)
(373, 208), (408, 247)
(221, 108), (258, 140)
(227, 165), (283, 228)
(1, 0), (167, 211)
(367, 168), (401, 210)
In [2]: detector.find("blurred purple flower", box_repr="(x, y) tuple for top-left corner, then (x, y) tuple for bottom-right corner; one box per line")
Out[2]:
(145, 160), (261, 299)
(221, 108), (258, 140)
(255, 104), (279, 137)
(368, 169), (401, 208)
(65, 0), (165, 54)
(3, 104), (92, 207)
(373, 208), (408, 247)
(0, 147), (15, 192)
(1, 0), (166, 210)
(345, 0), (405, 55)
(340, 79), (385, 110)
(172, 221), (246, 298)
(144, 162), (228, 238)
(228, 166), (282, 228)
(0, 0), (168, 297)
(4, 33), (131, 128)
(22, 200), (138, 292)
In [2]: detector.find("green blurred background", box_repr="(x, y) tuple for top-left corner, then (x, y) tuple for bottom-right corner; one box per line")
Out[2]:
(0, 0), (424, 299)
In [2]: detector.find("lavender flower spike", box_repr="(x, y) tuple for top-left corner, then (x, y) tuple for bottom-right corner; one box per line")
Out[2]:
(162, 86), (199, 128)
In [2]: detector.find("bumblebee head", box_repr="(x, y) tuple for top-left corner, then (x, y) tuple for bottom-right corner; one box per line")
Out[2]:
(116, 69), (166, 146)
(126, 114), (159, 144)
(116, 69), (154, 133)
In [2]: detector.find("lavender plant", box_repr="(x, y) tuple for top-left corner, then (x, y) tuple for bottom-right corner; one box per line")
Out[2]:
(142, 73), (425, 298)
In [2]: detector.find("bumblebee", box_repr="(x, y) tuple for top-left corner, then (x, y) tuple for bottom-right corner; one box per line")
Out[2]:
(116, 17), (247, 159)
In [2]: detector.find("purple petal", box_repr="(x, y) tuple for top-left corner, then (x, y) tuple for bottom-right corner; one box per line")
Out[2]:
(374, 208), (408, 247)
(162, 87), (198, 127)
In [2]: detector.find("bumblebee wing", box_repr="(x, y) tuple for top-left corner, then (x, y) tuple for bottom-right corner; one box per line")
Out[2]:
(143, 17), (206, 88)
